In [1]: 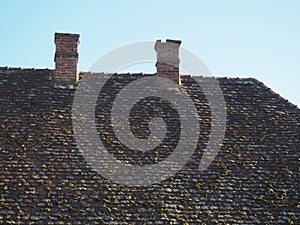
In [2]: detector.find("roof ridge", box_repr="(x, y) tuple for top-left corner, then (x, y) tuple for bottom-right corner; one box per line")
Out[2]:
(82, 71), (152, 76)
(81, 72), (259, 81)
(1, 67), (299, 110)
(0, 66), (53, 75)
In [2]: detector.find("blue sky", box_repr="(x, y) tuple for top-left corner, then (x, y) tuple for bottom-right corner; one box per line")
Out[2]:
(0, 0), (299, 107)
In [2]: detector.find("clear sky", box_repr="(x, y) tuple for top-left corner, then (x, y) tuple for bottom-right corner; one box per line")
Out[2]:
(0, 0), (299, 107)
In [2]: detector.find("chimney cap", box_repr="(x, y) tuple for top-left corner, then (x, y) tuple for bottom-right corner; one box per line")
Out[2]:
(54, 32), (80, 43)
(166, 39), (182, 45)
(154, 39), (182, 50)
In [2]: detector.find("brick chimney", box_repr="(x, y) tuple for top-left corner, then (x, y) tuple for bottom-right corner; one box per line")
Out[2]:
(154, 39), (181, 84)
(54, 33), (80, 85)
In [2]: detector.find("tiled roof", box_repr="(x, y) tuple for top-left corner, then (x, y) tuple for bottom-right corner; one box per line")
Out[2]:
(0, 67), (299, 224)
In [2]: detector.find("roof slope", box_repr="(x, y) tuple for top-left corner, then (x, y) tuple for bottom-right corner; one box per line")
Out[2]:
(0, 67), (299, 224)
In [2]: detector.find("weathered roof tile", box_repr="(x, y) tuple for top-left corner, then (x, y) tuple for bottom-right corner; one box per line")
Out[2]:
(0, 68), (299, 224)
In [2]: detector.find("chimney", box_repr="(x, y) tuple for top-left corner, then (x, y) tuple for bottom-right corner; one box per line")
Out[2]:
(154, 39), (181, 84)
(54, 33), (80, 85)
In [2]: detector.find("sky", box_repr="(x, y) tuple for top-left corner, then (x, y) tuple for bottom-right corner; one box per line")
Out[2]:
(0, 0), (299, 107)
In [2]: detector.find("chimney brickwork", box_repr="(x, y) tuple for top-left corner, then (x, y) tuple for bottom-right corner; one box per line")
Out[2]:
(54, 33), (80, 84)
(155, 39), (181, 84)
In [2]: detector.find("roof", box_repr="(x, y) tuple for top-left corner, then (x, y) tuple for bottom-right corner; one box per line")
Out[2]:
(0, 67), (299, 224)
